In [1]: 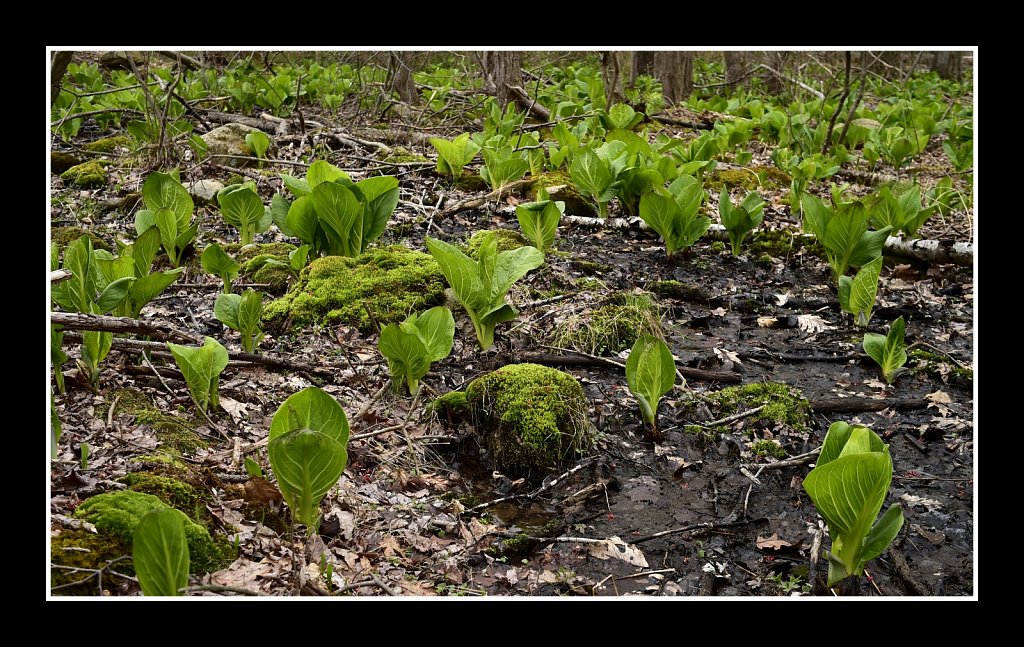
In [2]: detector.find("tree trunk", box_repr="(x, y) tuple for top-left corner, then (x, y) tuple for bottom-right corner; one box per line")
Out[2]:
(388, 52), (419, 105)
(629, 51), (655, 88)
(600, 51), (625, 107)
(931, 51), (963, 81)
(655, 51), (693, 105)
(724, 51), (749, 89)
(50, 51), (74, 107)
(762, 51), (790, 95)
(481, 51), (522, 108)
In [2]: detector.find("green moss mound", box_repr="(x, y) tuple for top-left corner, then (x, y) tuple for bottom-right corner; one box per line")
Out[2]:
(263, 246), (446, 334)
(73, 491), (227, 573)
(465, 363), (592, 476)
(466, 229), (528, 257)
(51, 226), (110, 252)
(706, 165), (790, 192)
(551, 291), (662, 355)
(83, 135), (130, 153)
(454, 172), (490, 192)
(60, 160), (110, 188)
(706, 382), (810, 431)
(51, 151), (83, 174)
(226, 242), (299, 294)
(51, 529), (133, 595)
(119, 473), (209, 515)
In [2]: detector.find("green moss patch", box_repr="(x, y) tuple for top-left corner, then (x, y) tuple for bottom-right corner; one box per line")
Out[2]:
(263, 246), (446, 334)
(73, 491), (228, 573)
(83, 135), (130, 153)
(551, 291), (662, 355)
(466, 229), (528, 257)
(60, 160), (111, 188)
(380, 146), (428, 164)
(51, 226), (110, 252)
(51, 151), (83, 174)
(464, 363), (592, 476)
(119, 473), (209, 515)
(226, 242), (299, 294)
(454, 172), (490, 192)
(50, 529), (133, 595)
(108, 388), (206, 454)
(705, 382), (810, 432)
(707, 165), (790, 192)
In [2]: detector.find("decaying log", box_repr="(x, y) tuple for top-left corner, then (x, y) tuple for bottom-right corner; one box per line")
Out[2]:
(50, 312), (200, 345)
(809, 397), (928, 414)
(60, 331), (337, 377)
(437, 179), (535, 218)
(508, 85), (552, 121)
(562, 216), (973, 267)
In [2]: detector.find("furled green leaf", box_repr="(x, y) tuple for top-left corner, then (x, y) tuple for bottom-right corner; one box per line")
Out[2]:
(312, 180), (363, 257)
(286, 195), (321, 250)
(306, 160), (349, 189)
(413, 306), (456, 362)
(218, 185), (269, 245)
(481, 154), (529, 194)
(54, 235), (95, 313)
(863, 316), (907, 383)
(201, 243), (240, 293)
(430, 133), (480, 180)
(289, 244), (310, 271)
(51, 392), (62, 458)
(625, 335), (675, 428)
(718, 188), (765, 256)
(839, 256), (883, 326)
(244, 457), (263, 478)
(125, 270), (181, 318)
(425, 234), (543, 349)
(639, 181), (710, 257)
(269, 387), (349, 445)
(355, 176), (399, 250)
(268, 429), (348, 529)
(267, 387), (350, 529)
(132, 226), (162, 277)
(167, 337), (229, 414)
(379, 323), (431, 394)
(95, 276), (134, 312)
(215, 289), (264, 353)
(280, 173), (311, 198)
(271, 193), (294, 236)
(571, 148), (617, 214)
(861, 503), (905, 563)
(515, 200), (560, 251)
(133, 508), (189, 596)
(804, 423), (899, 586)
(143, 172), (193, 230)
(245, 130), (270, 161)
(51, 325), (67, 395)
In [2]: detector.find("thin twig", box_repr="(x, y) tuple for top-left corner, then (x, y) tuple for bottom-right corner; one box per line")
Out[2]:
(184, 583), (264, 596)
(628, 517), (768, 545)
(693, 405), (766, 429)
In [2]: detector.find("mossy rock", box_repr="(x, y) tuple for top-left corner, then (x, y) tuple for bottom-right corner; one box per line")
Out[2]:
(227, 242), (299, 294)
(83, 135), (130, 153)
(707, 165), (790, 192)
(466, 229), (529, 257)
(380, 146), (428, 164)
(51, 151), (83, 174)
(529, 171), (595, 217)
(464, 363), (593, 476)
(454, 172), (490, 192)
(649, 280), (711, 302)
(200, 123), (276, 168)
(51, 226), (110, 252)
(73, 491), (227, 573)
(50, 529), (133, 595)
(60, 160), (110, 188)
(570, 259), (612, 275)
(551, 291), (662, 355)
(426, 391), (471, 423)
(118, 473), (209, 516)
(705, 382), (810, 432)
(263, 246), (446, 334)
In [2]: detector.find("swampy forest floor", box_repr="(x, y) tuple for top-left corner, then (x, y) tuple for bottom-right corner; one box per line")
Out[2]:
(48, 54), (975, 599)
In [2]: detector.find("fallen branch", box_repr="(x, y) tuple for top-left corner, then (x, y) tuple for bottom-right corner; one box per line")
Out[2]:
(156, 51), (202, 70)
(562, 216), (973, 267)
(50, 312), (200, 344)
(61, 331), (338, 377)
(436, 178), (535, 218)
(628, 517), (769, 545)
(809, 397), (928, 415)
(508, 85), (551, 121)
(184, 583), (264, 596)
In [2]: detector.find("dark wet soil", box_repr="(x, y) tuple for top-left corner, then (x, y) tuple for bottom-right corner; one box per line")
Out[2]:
(49, 116), (974, 599)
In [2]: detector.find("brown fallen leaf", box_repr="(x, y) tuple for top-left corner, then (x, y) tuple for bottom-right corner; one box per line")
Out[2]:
(756, 532), (793, 551)
(244, 476), (284, 507)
